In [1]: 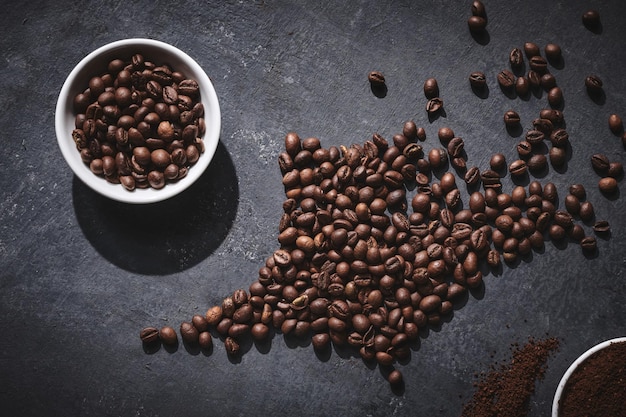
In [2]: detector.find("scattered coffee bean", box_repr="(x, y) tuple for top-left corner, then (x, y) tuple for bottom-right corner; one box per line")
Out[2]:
(504, 110), (521, 127)
(593, 220), (610, 234)
(591, 153), (610, 173)
(582, 9), (601, 30)
(608, 114), (624, 135)
(527, 154), (547, 173)
(180, 321), (199, 344)
(547, 87), (563, 107)
(159, 326), (178, 345)
(523, 42), (540, 58)
(515, 76), (530, 96)
(585, 75), (603, 94)
(497, 70), (516, 90)
(529, 56), (548, 73)
(490, 153), (506, 171)
(468, 15), (487, 32)
(580, 236), (597, 252)
(471, 0), (487, 19)
(426, 97), (444, 115)
(509, 160), (527, 177)
(469, 71), (487, 89)
(608, 162), (624, 178)
(598, 177), (618, 194)
(544, 43), (562, 62)
(368, 71), (386, 87)
(549, 146), (566, 168)
(424, 78), (439, 99)
(140, 327), (159, 344)
(509, 48), (524, 68)
(540, 73), (557, 91)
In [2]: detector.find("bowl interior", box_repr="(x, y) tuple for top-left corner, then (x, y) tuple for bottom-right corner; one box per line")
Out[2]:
(552, 336), (626, 417)
(55, 38), (220, 204)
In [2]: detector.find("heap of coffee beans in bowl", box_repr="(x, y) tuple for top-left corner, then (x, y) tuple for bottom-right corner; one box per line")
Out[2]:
(71, 54), (205, 191)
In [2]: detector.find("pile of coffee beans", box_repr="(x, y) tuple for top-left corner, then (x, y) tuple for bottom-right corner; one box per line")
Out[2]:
(140, 3), (622, 396)
(71, 54), (206, 190)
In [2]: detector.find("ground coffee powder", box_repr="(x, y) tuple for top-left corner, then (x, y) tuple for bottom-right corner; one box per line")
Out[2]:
(461, 337), (560, 417)
(558, 340), (626, 417)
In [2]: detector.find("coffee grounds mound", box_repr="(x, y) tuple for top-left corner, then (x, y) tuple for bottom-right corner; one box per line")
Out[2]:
(558, 340), (626, 417)
(461, 337), (560, 417)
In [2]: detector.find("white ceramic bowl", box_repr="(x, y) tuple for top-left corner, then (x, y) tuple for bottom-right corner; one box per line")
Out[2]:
(552, 336), (626, 416)
(55, 38), (221, 204)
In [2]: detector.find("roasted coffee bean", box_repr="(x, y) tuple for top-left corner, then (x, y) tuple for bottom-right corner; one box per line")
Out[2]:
(549, 146), (566, 168)
(527, 154), (547, 173)
(533, 118), (553, 135)
(591, 153), (610, 173)
(529, 56), (548, 73)
(582, 10), (601, 29)
(585, 75), (603, 94)
(447, 137), (464, 158)
(550, 129), (569, 147)
(469, 71), (487, 89)
(467, 15), (487, 32)
(159, 326), (178, 345)
(140, 327), (159, 344)
(504, 110), (521, 127)
(465, 166), (480, 186)
(490, 153), (506, 172)
(524, 42), (540, 58)
(608, 114), (624, 134)
(438, 127), (455, 144)
(525, 130), (545, 145)
(509, 48), (524, 68)
(180, 321), (199, 344)
(569, 184), (586, 200)
(517, 141), (533, 158)
(516, 76), (529, 96)
(580, 236), (597, 252)
(608, 162), (624, 178)
(527, 70), (541, 88)
(593, 220), (610, 234)
(426, 97), (443, 115)
(598, 177), (618, 194)
(497, 70), (516, 89)
(540, 109), (564, 125)
(544, 43), (562, 62)
(547, 87), (563, 107)
(471, 0), (487, 18)
(224, 337), (240, 355)
(423, 78), (439, 99)
(564, 194), (581, 215)
(509, 160), (527, 177)
(368, 71), (385, 87)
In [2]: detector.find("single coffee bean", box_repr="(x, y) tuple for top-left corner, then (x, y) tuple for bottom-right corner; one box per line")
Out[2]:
(547, 87), (563, 107)
(598, 177), (618, 194)
(569, 184), (586, 200)
(593, 220), (610, 234)
(504, 110), (521, 127)
(224, 337), (240, 355)
(550, 129), (569, 147)
(527, 154), (547, 173)
(490, 153), (506, 171)
(579, 201), (595, 222)
(471, 0), (487, 18)
(467, 15), (487, 32)
(368, 71), (385, 87)
(549, 146), (566, 168)
(438, 127), (455, 143)
(544, 43), (562, 62)
(533, 118), (554, 135)
(540, 109), (564, 125)
(540, 73), (557, 91)
(516, 76), (530, 96)
(517, 141), (533, 158)
(543, 182), (558, 203)
(591, 153), (610, 173)
(388, 369), (403, 387)
(416, 127), (426, 141)
(447, 137), (464, 158)
(509, 48), (524, 68)
(497, 70), (516, 89)
(140, 327), (159, 344)
(608, 114), (623, 134)
(585, 75), (603, 94)
(582, 10), (601, 29)
(403, 121), (418, 140)
(529, 56), (548, 73)
(524, 42), (540, 58)
(608, 162), (624, 178)
(469, 71), (487, 89)
(180, 321), (199, 344)
(426, 98), (443, 115)
(424, 78), (439, 99)
(159, 326), (178, 345)
(198, 332), (213, 349)
(564, 194), (581, 215)
(465, 166), (480, 186)
(525, 130), (545, 145)
(509, 160), (527, 177)
(527, 70), (541, 88)
(580, 236), (597, 252)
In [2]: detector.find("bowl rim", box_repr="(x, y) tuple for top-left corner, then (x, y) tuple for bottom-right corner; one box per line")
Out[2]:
(55, 38), (221, 204)
(551, 336), (626, 416)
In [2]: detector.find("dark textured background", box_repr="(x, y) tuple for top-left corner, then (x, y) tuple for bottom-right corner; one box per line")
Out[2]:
(1, 1), (625, 416)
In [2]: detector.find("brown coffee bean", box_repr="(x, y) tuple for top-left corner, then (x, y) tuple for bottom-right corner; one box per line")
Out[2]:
(509, 48), (524, 68)
(548, 87), (563, 107)
(591, 153), (610, 173)
(593, 220), (610, 234)
(509, 160), (527, 177)
(497, 70), (516, 89)
(159, 326), (178, 345)
(424, 78), (439, 99)
(469, 71), (487, 89)
(544, 43), (562, 62)
(585, 75), (603, 94)
(465, 166), (481, 186)
(598, 177), (618, 194)
(524, 42), (540, 58)
(426, 98), (444, 115)
(580, 236), (597, 252)
(180, 321), (199, 344)
(490, 153), (506, 171)
(467, 15), (487, 32)
(504, 110), (521, 127)
(564, 194), (581, 215)
(569, 184), (587, 200)
(582, 10), (601, 29)
(527, 154), (547, 173)
(140, 327), (159, 344)
(608, 114), (624, 135)
(608, 162), (624, 178)
(368, 71), (385, 87)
